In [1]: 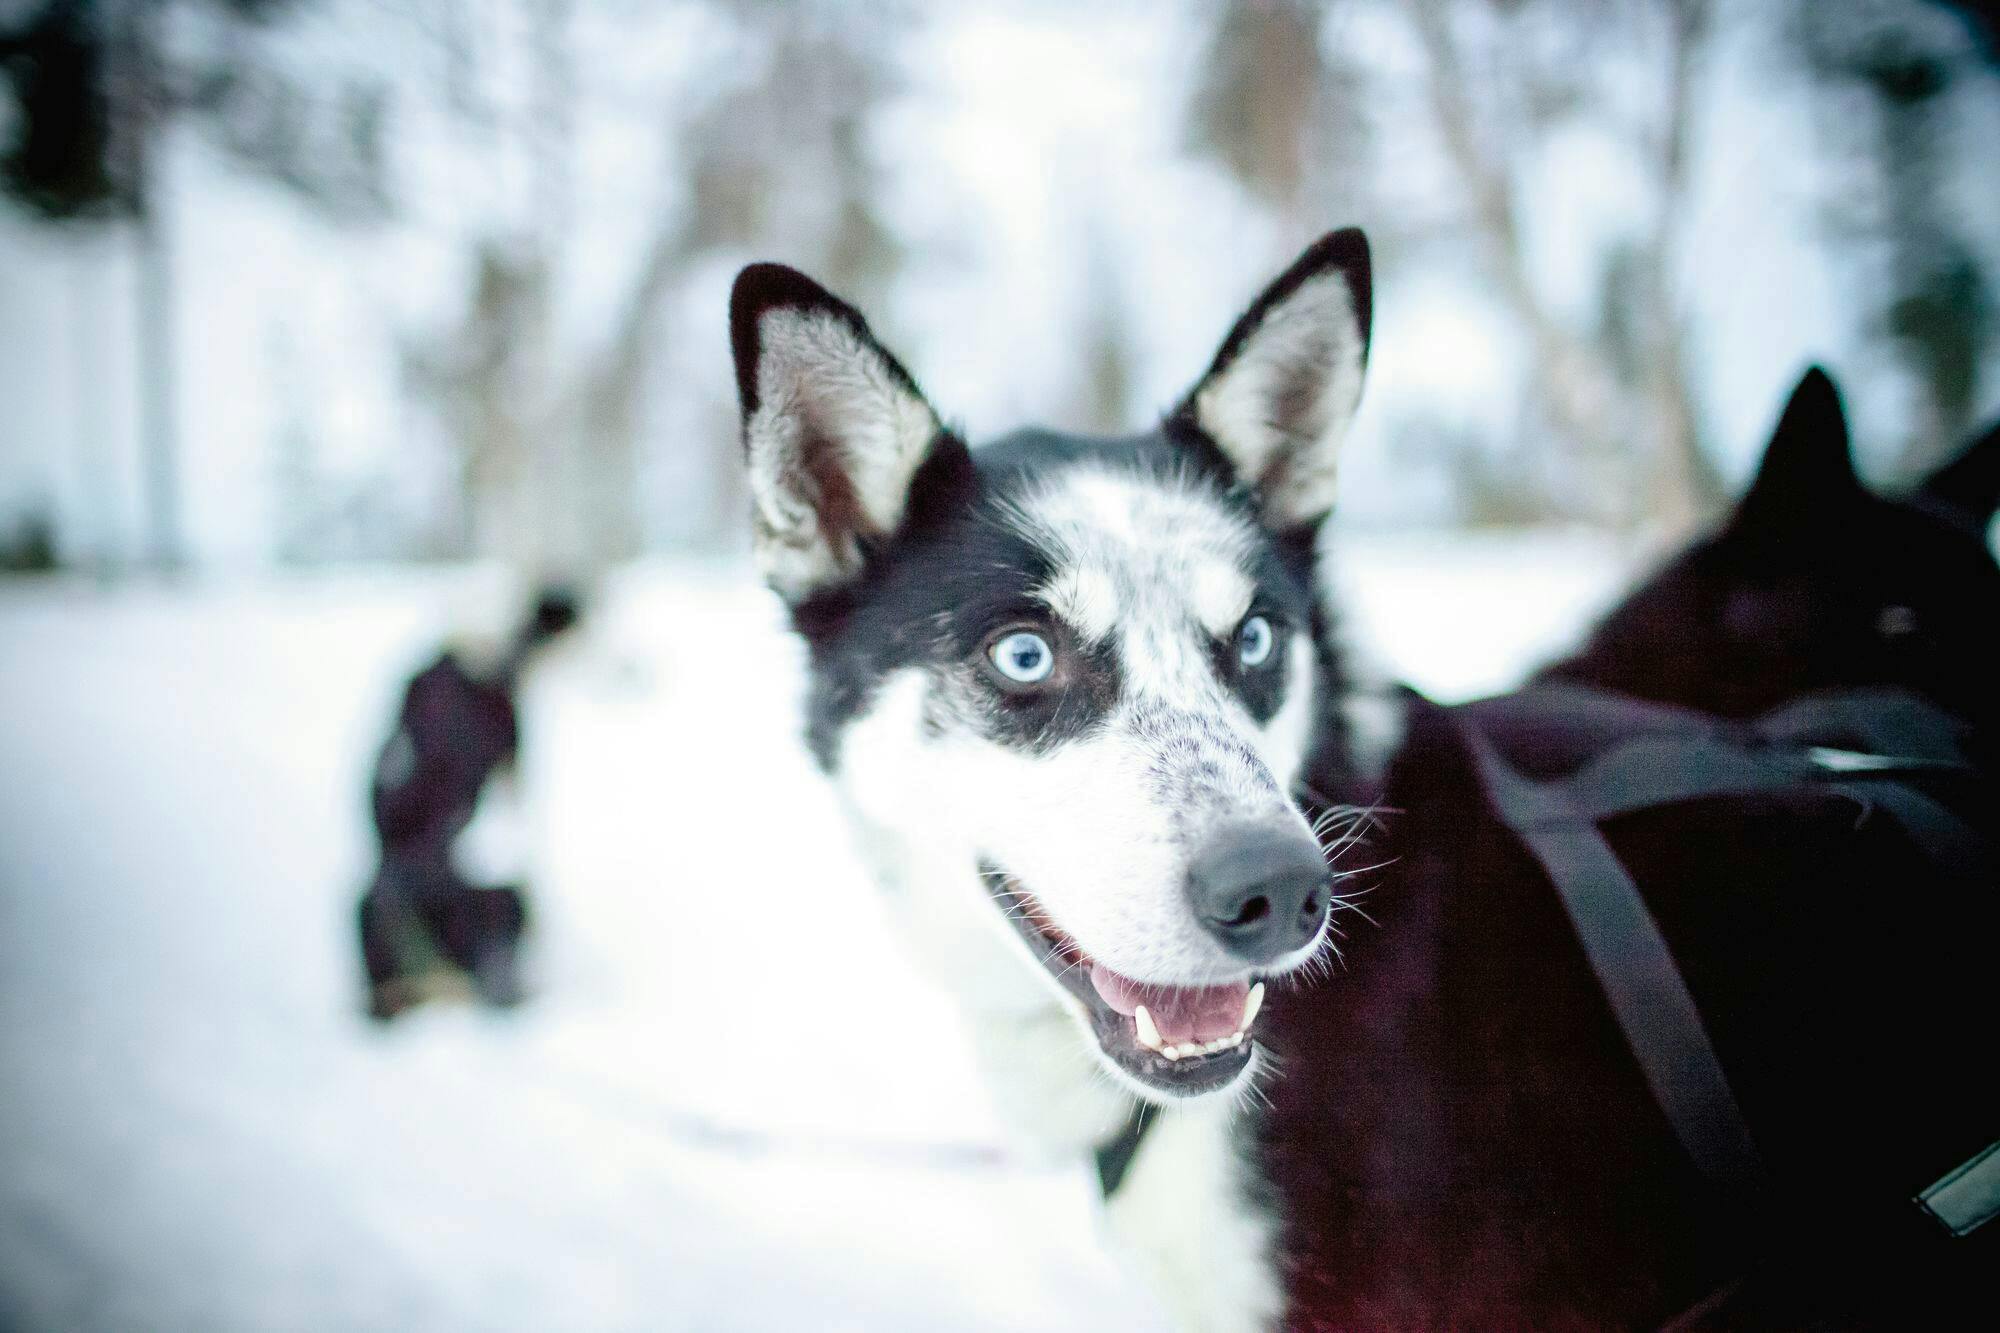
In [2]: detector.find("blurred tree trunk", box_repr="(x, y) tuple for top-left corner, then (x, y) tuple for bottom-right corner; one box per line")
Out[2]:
(405, 3), (908, 565)
(133, 147), (181, 571)
(1403, 0), (1724, 532)
(1070, 234), (1135, 434)
(113, 0), (184, 572)
(1637, 0), (1726, 532)
(446, 246), (542, 566)
(1186, 0), (1324, 233)
(5, 0), (395, 571)
(69, 241), (119, 574)
(418, 0), (602, 577)
(573, 215), (681, 561)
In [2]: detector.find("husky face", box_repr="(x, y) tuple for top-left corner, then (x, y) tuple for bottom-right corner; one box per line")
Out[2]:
(1553, 368), (2000, 724)
(730, 233), (1372, 1101)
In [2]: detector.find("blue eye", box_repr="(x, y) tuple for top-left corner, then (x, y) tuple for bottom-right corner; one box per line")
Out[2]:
(989, 631), (1056, 684)
(1237, 615), (1275, 668)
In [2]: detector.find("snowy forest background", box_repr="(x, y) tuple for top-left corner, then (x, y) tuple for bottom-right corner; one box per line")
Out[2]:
(4, 3), (2000, 1330)
(4, 0), (1998, 578)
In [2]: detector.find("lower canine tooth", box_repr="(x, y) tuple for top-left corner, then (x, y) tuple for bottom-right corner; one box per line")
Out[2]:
(1134, 1005), (1162, 1050)
(1242, 981), (1266, 1030)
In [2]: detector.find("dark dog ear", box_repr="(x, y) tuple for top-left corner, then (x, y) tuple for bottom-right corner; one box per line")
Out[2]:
(1177, 228), (1372, 532)
(1915, 417), (2000, 529)
(730, 263), (947, 602)
(1732, 366), (1862, 532)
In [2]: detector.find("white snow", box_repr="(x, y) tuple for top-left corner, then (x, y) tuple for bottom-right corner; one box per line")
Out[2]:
(0, 535), (1635, 1331)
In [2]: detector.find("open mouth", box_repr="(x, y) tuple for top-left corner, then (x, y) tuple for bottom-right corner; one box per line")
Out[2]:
(982, 865), (1262, 1097)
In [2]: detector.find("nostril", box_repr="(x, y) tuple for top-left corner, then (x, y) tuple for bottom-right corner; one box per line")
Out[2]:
(1188, 822), (1336, 961)
(1224, 894), (1272, 929)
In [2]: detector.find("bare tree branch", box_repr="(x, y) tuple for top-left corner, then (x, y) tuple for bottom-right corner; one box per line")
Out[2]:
(1403, 0), (1632, 520)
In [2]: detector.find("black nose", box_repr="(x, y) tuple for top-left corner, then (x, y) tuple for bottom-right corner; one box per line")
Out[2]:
(1187, 822), (1330, 964)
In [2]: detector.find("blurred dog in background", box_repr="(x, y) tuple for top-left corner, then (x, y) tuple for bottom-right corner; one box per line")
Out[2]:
(358, 587), (582, 1021)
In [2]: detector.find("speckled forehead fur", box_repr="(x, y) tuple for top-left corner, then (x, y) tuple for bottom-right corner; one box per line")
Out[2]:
(1004, 462), (1263, 635)
(995, 461), (1294, 799)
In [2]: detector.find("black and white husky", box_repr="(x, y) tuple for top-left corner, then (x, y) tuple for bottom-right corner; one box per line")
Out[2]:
(728, 234), (2000, 1328)
(730, 232), (1369, 1326)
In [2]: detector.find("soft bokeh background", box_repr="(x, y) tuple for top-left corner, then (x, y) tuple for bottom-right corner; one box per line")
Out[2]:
(2, 1), (1997, 1329)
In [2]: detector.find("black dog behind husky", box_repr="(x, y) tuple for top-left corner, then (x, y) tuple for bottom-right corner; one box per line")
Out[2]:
(1545, 366), (2000, 728)
(1262, 377), (2000, 1326)
(727, 230), (1997, 1329)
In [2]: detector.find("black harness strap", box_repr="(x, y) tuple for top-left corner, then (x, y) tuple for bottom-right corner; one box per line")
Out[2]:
(1454, 684), (1987, 1205)
(1556, 734), (1991, 874)
(1759, 687), (1978, 765)
(1457, 721), (1772, 1196)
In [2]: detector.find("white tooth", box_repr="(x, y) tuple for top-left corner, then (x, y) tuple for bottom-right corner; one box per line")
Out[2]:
(1226, 1031), (1244, 1048)
(1134, 1005), (1162, 1051)
(1160, 1044), (1182, 1061)
(1242, 982), (1265, 1030)
(1203, 1038), (1229, 1054)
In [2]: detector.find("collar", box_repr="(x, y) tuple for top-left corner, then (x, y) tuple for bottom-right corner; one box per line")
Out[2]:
(1094, 1099), (1160, 1200)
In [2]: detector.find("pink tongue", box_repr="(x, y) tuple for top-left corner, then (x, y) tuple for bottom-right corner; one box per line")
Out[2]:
(1089, 964), (1251, 1045)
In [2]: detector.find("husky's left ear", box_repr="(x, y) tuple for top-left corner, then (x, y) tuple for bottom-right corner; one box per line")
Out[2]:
(1915, 417), (2000, 529)
(730, 263), (950, 603)
(1177, 228), (1372, 532)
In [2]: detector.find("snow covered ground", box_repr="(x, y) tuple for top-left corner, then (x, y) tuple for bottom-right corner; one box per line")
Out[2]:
(0, 534), (1637, 1331)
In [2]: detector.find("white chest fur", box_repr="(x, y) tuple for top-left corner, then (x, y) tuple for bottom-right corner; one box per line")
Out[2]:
(1103, 1099), (1283, 1333)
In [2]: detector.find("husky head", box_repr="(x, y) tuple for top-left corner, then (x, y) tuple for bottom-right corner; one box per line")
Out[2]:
(729, 232), (1371, 1102)
(1551, 367), (2000, 723)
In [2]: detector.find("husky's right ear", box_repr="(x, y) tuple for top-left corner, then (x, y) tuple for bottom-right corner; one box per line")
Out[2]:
(1915, 417), (2000, 531)
(730, 263), (954, 603)
(1730, 366), (1863, 534)
(1177, 228), (1372, 534)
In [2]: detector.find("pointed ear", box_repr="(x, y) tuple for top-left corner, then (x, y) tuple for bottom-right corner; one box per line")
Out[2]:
(730, 264), (949, 602)
(1732, 366), (1862, 528)
(1915, 417), (2000, 528)
(1177, 228), (1372, 532)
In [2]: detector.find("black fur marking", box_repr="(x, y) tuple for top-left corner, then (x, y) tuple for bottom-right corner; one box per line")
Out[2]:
(798, 435), (1091, 767)
(1006, 630), (1124, 755)
(1227, 544), (1315, 724)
